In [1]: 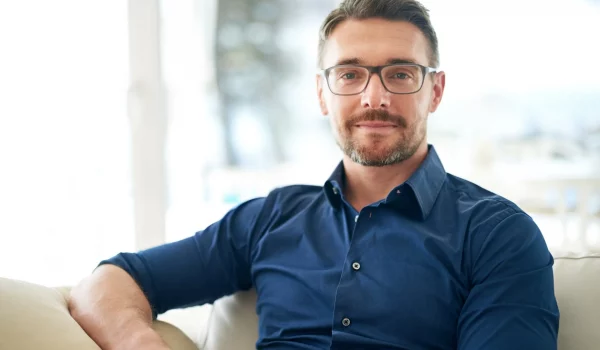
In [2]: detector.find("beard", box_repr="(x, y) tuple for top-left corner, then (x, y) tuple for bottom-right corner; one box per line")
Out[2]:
(335, 109), (425, 167)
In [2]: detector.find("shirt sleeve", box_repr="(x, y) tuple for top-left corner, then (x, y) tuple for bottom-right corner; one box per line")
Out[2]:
(457, 211), (560, 350)
(97, 197), (267, 317)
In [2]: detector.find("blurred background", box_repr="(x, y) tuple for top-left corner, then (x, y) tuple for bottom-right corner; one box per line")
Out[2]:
(0, 0), (598, 286)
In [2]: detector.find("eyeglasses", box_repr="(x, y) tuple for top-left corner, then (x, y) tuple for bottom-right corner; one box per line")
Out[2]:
(320, 63), (438, 96)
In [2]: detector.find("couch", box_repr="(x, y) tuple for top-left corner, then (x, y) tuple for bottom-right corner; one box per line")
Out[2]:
(1, 245), (598, 350)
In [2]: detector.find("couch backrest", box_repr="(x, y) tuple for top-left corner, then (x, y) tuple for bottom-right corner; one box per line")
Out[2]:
(553, 250), (600, 349)
(202, 289), (258, 350)
(200, 249), (600, 350)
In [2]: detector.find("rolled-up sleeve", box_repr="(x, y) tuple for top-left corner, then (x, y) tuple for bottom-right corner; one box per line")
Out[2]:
(458, 212), (560, 350)
(98, 197), (266, 317)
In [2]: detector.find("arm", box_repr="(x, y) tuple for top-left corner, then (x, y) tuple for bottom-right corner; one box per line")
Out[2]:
(457, 212), (560, 350)
(68, 197), (266, 350)
(68, 264), (169, 350)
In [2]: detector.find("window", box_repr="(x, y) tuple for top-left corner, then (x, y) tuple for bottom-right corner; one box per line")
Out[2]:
(0, 1), (131, 286)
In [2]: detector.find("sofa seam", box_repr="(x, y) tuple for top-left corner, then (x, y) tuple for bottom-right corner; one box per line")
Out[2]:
(554, 255), (600, 260)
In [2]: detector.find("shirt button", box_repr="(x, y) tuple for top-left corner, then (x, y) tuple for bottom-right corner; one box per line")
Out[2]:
(352, 262), (361, 271)
(342, 317), (351, 327)
(354, 215), (359, 222)
(332, 187), (339, 195)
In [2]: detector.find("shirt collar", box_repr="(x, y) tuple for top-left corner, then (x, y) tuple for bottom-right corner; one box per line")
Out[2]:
(323, 145), (447, 219)
(401, 145), (446, 219)
(324, 161), (345, 209)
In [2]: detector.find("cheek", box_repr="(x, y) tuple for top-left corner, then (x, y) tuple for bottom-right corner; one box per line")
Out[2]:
(329, 96), (360, 121)
(420, 95), (432, 113)
(417, 89), (433, 113)
(397, 95), (429, 120)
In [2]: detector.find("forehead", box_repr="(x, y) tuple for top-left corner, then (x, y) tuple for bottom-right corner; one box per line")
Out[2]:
(322, 18), (430, 67)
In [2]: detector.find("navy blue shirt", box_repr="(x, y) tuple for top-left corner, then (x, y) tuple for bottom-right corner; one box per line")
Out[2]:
(101, 145), (559, 349)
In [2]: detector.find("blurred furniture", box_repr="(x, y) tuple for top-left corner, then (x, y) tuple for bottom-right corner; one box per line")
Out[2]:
(1, 246), (599, 349)
(505, 178), (600, 252)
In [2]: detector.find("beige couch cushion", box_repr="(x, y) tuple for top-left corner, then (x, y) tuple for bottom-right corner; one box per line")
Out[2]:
(201, 290), (258, 350)
(0, 277), (198, 350)
(554, 252), (600, 350)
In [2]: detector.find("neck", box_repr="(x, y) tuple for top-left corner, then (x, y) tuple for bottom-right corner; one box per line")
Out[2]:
(343, 142), (428, 212)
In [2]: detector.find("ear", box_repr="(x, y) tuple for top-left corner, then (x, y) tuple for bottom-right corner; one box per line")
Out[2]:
(316, 74), (329, 116)
(428, 71), (446, 113)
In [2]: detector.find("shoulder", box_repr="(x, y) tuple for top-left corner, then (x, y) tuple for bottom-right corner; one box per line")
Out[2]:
(442, 173), (545, 251)
(230, 183), (326, 216)
(443, 174), (549, 268)
(263, 184), (328, 214)
(267, 184), (325, 199)
(233, 184), (327, 231)
(227, 185), (328, 250)
(444, 173), (525, 230)
(229, 184), (324, 216)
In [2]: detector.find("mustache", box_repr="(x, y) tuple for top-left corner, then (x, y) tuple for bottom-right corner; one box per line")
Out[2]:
(346, 109), (408, 128)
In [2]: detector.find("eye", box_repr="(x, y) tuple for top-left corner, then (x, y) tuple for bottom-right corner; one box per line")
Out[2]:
(385, 66), (418, 81)
(341, 72), (357, 80)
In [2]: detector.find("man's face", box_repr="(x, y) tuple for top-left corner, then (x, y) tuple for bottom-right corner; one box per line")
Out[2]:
(317, 18), (445, 166)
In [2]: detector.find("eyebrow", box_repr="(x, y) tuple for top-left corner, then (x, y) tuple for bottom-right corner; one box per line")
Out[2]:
(335, 57), (420, 66)
(386, 58), (419, 65)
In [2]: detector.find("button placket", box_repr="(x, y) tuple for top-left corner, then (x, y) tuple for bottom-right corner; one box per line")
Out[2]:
(337, 209), (370, 333)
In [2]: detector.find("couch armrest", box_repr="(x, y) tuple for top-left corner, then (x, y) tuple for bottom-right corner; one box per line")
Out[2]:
(0, 277), (198, 350)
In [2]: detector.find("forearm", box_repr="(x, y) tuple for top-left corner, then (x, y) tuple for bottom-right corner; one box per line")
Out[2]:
(68, 264), (169, 350)
(66, 198), (264, 348)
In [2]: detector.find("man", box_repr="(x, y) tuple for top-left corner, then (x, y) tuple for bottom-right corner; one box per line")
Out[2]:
(69, 0), (560, 349)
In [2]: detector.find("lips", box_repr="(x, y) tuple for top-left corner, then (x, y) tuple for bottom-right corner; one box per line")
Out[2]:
(355, 121), (397, 128)
(346, 109), (407, 130)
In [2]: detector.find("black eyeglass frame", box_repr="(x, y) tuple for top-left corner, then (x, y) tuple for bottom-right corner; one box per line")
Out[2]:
(319, 63), (439, 96)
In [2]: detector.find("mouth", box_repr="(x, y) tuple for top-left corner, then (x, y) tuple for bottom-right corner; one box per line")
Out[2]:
(355, 121), (398, 129)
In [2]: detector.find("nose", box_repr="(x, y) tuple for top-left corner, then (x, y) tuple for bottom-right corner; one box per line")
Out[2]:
(361, 74), (391, 109)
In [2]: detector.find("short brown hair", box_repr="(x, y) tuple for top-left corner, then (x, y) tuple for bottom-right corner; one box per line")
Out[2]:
(318, 0), (439, 68)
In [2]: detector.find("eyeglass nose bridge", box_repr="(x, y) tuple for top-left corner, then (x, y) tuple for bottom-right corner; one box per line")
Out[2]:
(362, 66), (390, 94)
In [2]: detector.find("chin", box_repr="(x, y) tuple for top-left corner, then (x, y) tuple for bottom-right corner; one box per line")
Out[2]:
(346, 137), (419, 166)
(357, 137), (400, 152)
(349, 146), (396, 166)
